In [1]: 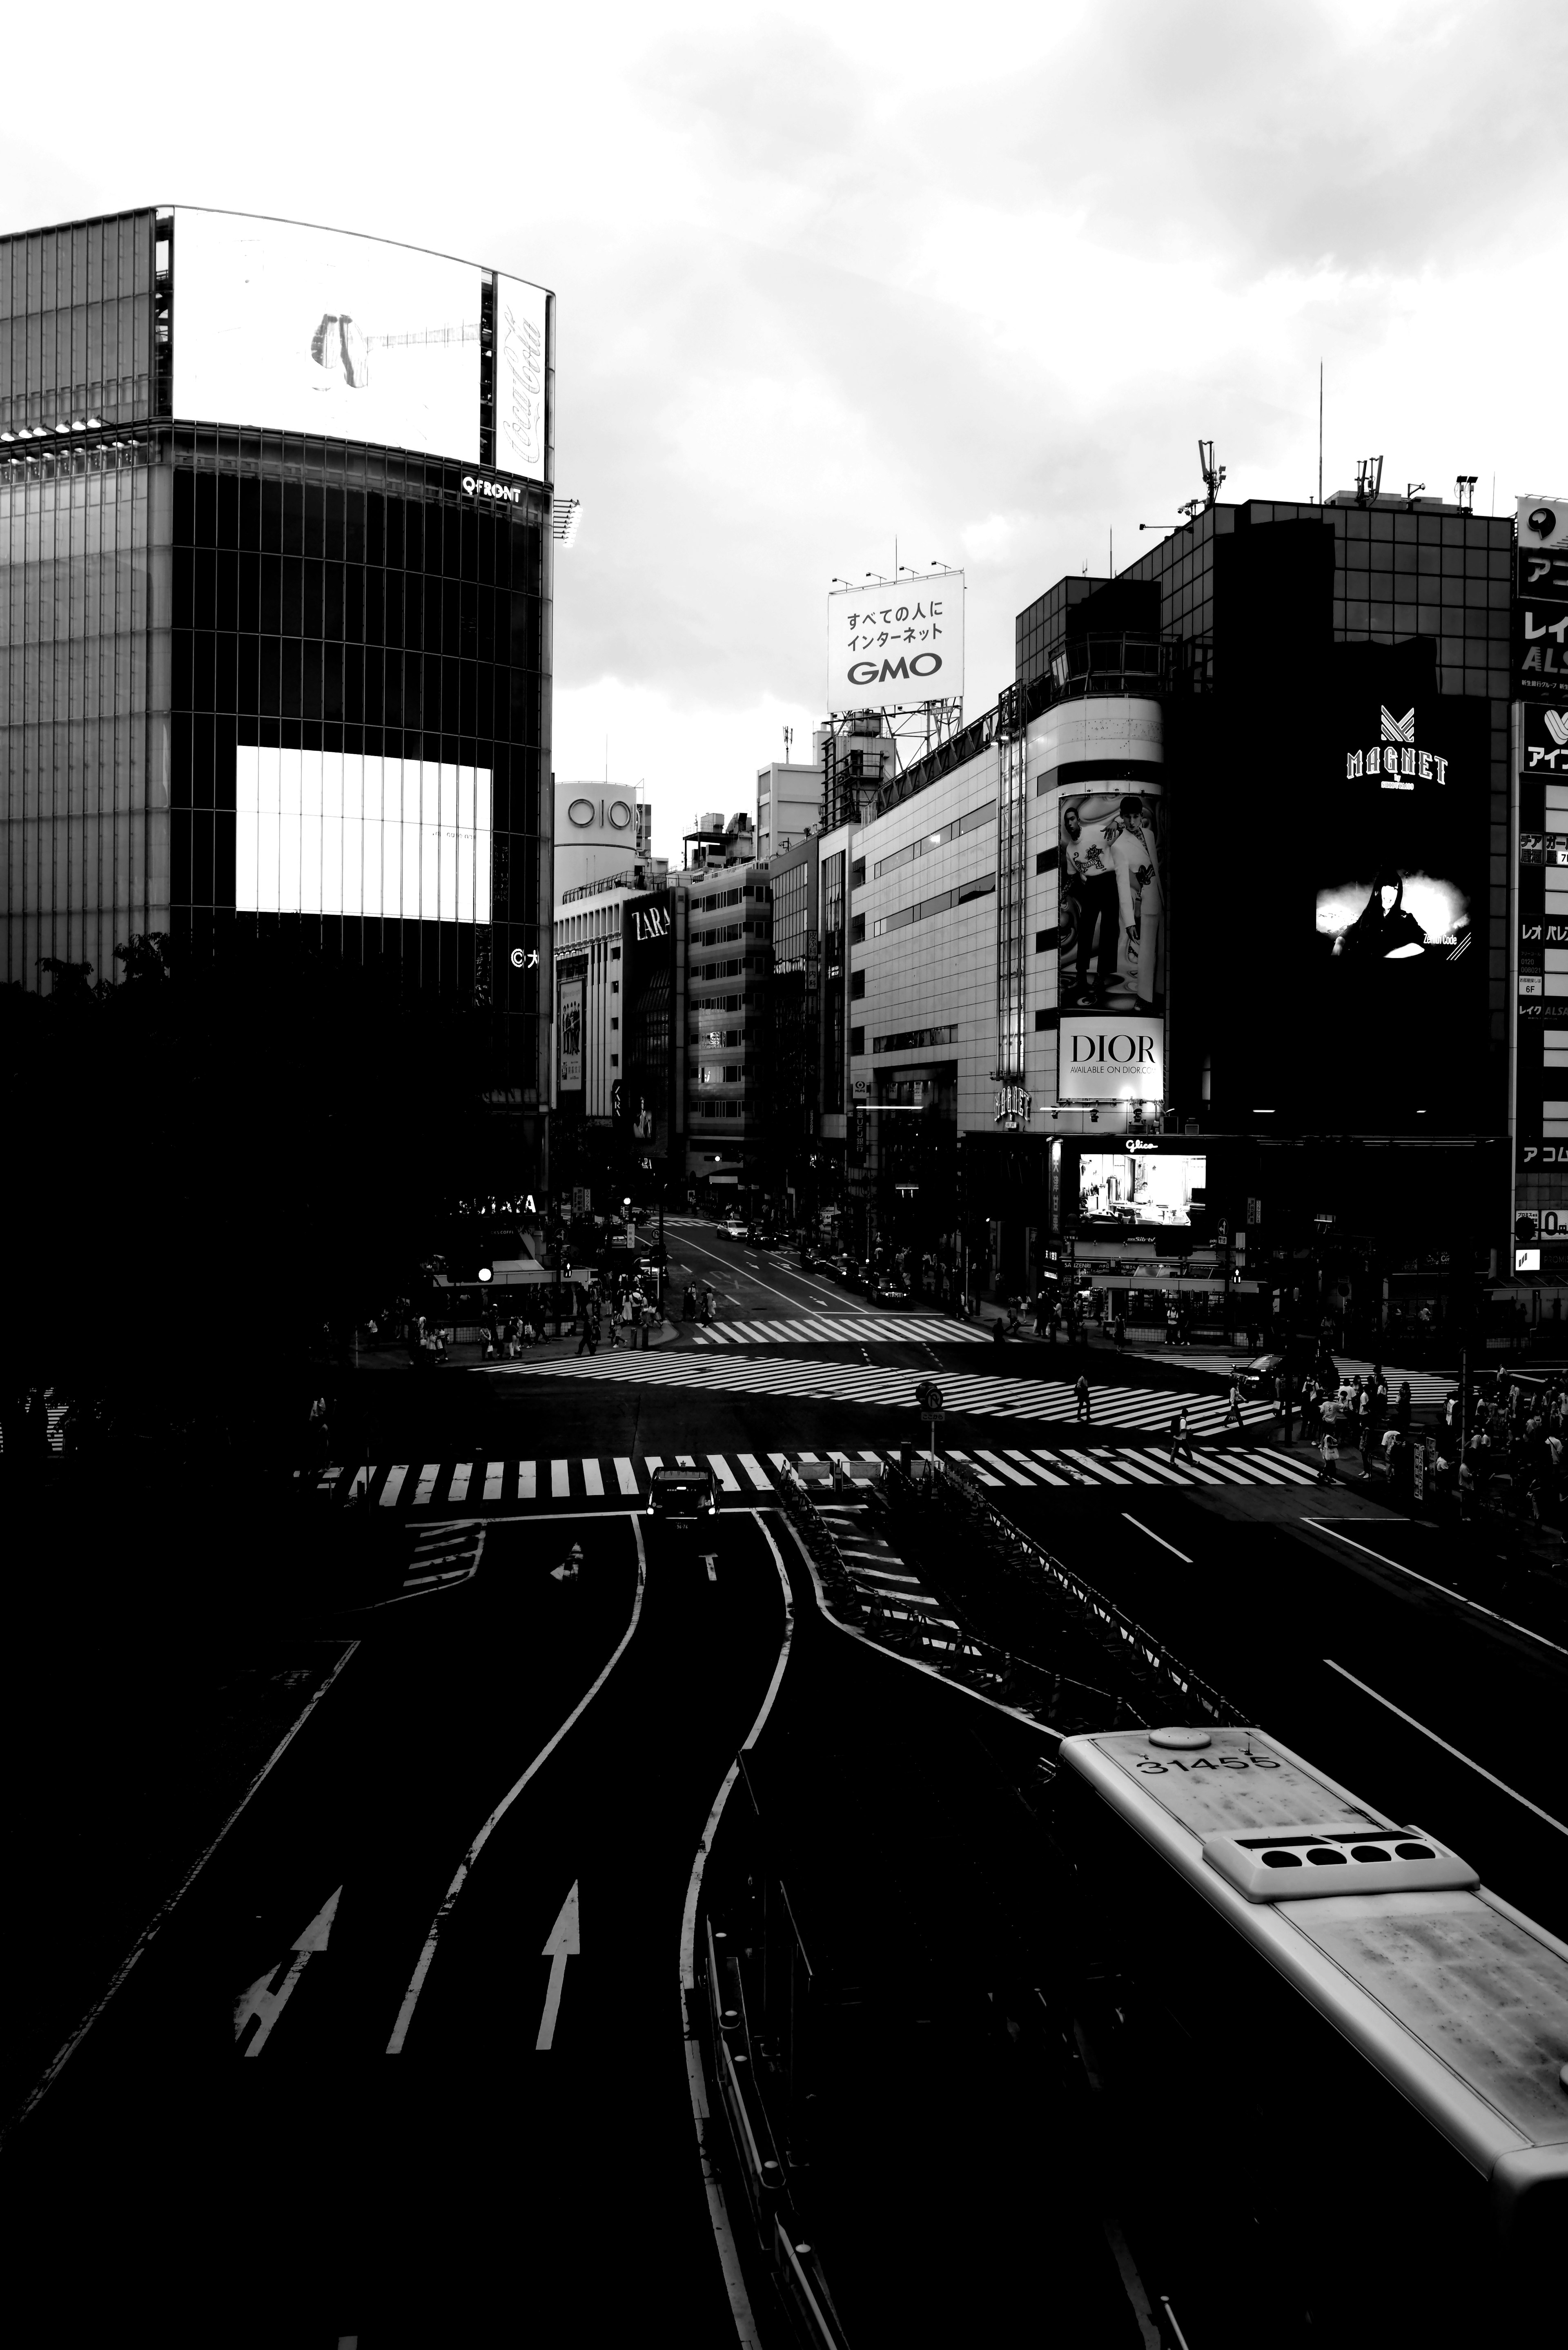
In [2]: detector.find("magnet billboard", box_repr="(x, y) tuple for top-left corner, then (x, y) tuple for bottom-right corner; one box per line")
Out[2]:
(1056, 780), (1165, 1104)
(827, 573), (964, 716)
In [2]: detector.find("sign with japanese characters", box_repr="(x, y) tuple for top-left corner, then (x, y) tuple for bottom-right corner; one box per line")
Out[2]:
(827, 572), (964, 716)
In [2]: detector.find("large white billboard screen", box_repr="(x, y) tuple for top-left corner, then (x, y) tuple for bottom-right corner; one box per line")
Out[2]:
(235, 746), (491, 921)
(175, 210), (484, 463)
(827, 573), (964, 715)
(494, 275), (549, 482)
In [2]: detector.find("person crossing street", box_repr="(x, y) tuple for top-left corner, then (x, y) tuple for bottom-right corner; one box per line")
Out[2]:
(1075, 1372), (1092, 1424)
(1168, 1405), (1194, 1467)
(1223, 1375), (1244, 1431)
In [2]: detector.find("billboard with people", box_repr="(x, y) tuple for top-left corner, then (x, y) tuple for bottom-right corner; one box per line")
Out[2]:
(1056, 780), (1166, 1104)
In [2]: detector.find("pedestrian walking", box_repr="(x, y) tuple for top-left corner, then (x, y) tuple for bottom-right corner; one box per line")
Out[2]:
(1168, 1407), (1194, 1467)
(1223, 1376), (1244, 1431)
(1318, 1423), (1340, 1484)
(1075, 1372), (1091, 1424)
(575, 1303), (592, 1357)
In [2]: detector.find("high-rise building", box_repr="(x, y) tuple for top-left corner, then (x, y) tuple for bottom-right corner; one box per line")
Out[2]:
(1, 205), (555, 1156)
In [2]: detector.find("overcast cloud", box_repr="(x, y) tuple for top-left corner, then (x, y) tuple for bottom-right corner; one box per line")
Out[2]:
(7, 0), (1568, 857)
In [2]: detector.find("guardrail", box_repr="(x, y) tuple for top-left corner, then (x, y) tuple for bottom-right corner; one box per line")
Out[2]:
(703, 1915), (854, 2350)
(775, 1462), (1142, 1737)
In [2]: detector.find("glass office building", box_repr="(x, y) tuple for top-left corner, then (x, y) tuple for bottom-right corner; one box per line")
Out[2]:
(1, 206), (554, 1116)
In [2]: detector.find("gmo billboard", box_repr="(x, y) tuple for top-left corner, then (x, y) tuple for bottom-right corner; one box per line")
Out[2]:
(172, 210), (550, 478)
(827, 572), (964, 716)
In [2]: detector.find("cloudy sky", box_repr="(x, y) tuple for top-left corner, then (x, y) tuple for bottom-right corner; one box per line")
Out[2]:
(8, 0), (1567, 858)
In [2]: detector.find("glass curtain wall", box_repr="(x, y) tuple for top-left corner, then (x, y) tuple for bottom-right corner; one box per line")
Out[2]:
(0, 444), (169, 985)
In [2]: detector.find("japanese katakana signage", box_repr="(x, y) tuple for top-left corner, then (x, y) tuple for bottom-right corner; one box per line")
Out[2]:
(826, 572), (965, 716)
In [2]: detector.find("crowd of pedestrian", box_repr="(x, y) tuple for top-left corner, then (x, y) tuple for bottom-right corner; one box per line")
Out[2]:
(1445, 1371), (1567, 1526)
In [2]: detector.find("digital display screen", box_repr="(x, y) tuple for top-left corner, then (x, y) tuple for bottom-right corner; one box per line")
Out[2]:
(1056, 780), (1165, 1104)
(494, 274), (548, 482)
(1079, 1152), (1205, 1227)
(557, 976), (584, 1092)
(234, 746), (490, 920)
(175, 209), (484, 463)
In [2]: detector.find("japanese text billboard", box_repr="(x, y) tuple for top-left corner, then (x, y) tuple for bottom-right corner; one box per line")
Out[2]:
(1056, 780), (1165, 1104)
(827, 573), (964, 715)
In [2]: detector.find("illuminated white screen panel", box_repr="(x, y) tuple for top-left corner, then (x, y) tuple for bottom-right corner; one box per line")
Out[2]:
(174, 209), (483, 463)
(236, 747), (491, 922)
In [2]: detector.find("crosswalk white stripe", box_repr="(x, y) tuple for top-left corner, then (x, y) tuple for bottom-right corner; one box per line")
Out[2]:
(845, 1562), (922, 1586)
(481, 1462), (503, 1502)
(1061, 1449), (1125, 1485)
(946, 1448), (1003, 1488)
(737, 1454), (773, 1489)
(582, 1459), (604, 1496)
(975, 1447), (1033, 1486)
(518, 1462), (537, 1498)
(450, 1464), (472, 1504)
(708, 1454), (740, 1491)
(551, 1460), (570, 1497)
(677, 1453), (698, 1467)
(1187, 1453), (1256, 1485)
(412, 1464), (440, 1506)
(1116, 1450), (1192, 1486)
(731, 1322), (771, 1342)
(767, 1452), (790, 1473)
(1004, 1448), (1069, 1486)
(1149, 1446), (1226, 1485)
(644, 1455), (663, 1477)
(1249, 1445), (1319, 1485)
(1096, 1449), (1161, 1486)
(381, 1464), (408, 1507)
(614, 1457), (640, 1494)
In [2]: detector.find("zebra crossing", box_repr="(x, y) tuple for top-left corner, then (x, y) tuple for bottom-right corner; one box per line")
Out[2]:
(690, 1314), (991, 1348)
(492, 1349), (1278, 1434)
(315, 1438), (1319, 1514)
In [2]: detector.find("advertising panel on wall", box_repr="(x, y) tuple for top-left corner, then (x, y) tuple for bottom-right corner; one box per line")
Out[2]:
(621, 890), (675, 1161)
(557, 971), (584, 1094)
(234, 747), (491, 920)
(1515, 494), (1568, 700)
(826, 572), (964, 715)
(1514, 699), (1568, 1186)
(1078, 1150), (1206, 1229)
(1055, 779), (1165, 1104)
(494, 275), (549, 481)
(174, 208), (489, 462)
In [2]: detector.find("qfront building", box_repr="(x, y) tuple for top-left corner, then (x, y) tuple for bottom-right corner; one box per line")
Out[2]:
(1, 207), (555, 1147)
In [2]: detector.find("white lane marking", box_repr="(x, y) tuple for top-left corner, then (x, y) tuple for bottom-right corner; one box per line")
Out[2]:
(581, 1460), (605, 1497)
(411, 1464), (440, 1507)
(845, 1561), (922, 1586)
(703, 1552), (718, 1582)
(677, 1452), (697, 1467)
(708, 1454), (741, 1492)
(644, 1455), (664, 1477)
(1302, 1522), (1568, 1660)
(551, 1460), (570, 1497)
(4, 1641), (360, 2145)
(1323, 1659), (1568, 1839)
(484, 1462), (504, 1502)
(1122, 1514), (1194, 1563)
(975, 1447), (1033, 1486)
(449, 1464), (472, 1504)
(614, 1457), (640, 1495)
(518, 1462), (537, 1499)
(380, 1465), (408, 1507)
(679, 1512), (797, 2348)
(388, 1521), (647, 2054)
(738, 1454), (773, 1489)
(234, 1885), (342, 2056)
(535, 1882), (580, 2052)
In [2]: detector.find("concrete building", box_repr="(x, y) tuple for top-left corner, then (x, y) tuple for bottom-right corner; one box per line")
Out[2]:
(756, 759), (819, 858)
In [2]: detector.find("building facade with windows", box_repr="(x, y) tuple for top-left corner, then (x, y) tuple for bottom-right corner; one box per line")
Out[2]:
(1, 205), (555, 1164)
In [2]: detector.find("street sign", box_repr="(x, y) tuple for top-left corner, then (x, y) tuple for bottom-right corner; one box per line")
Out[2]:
(536, 1881), (580, 2051)
(233, 1886), (341, 2056)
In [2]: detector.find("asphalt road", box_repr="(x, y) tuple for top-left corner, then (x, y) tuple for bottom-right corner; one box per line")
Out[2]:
(5, 1505), (788, 2344)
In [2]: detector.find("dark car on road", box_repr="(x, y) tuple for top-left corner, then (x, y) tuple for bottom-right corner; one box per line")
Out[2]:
(828, 1253), (865, 1291)
(869, 1269), (909, 1306)
(646, 1463), (720, 1529)
(1232, 1336), (1325, 1398)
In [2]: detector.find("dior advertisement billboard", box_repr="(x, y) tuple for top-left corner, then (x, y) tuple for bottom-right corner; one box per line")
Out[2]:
(1056, 780), (1166, 1104)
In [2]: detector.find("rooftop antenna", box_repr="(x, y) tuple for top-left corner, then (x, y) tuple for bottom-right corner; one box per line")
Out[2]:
(1454, 474), (1477, 513)
(1198, 439), (1226, 507)
(1354, 456), (1384, 507)
(1405, 481), (1426, 507)
(1318, 361), (1323, 505)
(783, 725), (794, 760)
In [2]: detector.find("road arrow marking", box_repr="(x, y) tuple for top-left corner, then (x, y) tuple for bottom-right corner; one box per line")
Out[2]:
(550, 1544), (584, 1584)
(234, 1886), (342, 2056)
(536, 1882), (579, 2051)
(702, 1553), (718, 1582)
